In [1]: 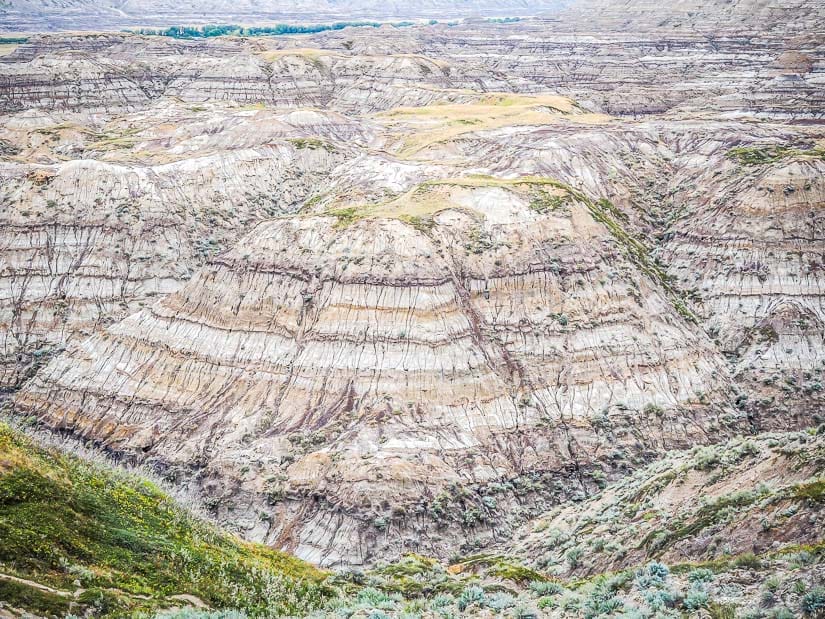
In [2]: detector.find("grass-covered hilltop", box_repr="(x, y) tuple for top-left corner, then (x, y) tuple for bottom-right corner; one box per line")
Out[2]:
(1, 421), (823, 618)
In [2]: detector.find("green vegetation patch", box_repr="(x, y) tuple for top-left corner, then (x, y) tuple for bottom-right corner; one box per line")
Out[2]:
(131, 21), (419, 39)
(328, 206), (364, 228)
(727, 144), (825, 166)
(793, 479), (825, 503)
(528, 189), (572, 214)
(0, 423), (331, 617)
(0, 578), (72, 616)
(287, 137), (336, 152)
(449, 554), (548, 584)
(642, 489), (766, 553)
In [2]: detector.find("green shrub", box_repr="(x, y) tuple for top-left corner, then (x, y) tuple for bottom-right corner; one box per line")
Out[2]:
(634, 562), (669, 590)
(357, 587), (396, 610)
(764, 576), (781, 592)
(683, 588), (709, 610)
(430, 594), (453, 608)
(456, 585), (485, 611)
(708, 603), (738, 619)
(565, 547), (583, 568)
(528, 581), (564, 596)
(734, 553), (763, 569)
(801, 587), (825, 616)
(560, 592), (582, 611)
(584, 581), (624, 617)
(688, 568), (714, 584)
(485, 592), (516, 610)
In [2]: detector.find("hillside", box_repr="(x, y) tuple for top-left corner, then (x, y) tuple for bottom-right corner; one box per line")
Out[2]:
(2, 19), (823, 568)
(508, 431), (825, 578)
(2, 421), (822, 618)
(0, 422), (330, 617)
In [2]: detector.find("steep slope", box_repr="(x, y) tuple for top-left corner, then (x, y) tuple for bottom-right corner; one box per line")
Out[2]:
(327, 430), (823, 618)
(0, 103), (352, 390)
(0, 421), (330, 618)
(2, 420), (822, 618)
(15, 177), (739, 566)
(435, 119), (825, 424)
(508, 430), (824, 579)
(661, 147), (825, 427)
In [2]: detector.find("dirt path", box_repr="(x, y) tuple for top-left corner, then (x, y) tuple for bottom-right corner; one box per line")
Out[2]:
(0, 571), (72, 597)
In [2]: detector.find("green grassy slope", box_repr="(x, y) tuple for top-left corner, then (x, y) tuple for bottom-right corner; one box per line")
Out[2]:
(2, 421), (823, 619)
(0, 423), (331, 617)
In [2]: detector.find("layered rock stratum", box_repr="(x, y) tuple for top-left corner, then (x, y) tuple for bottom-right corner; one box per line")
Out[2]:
(16, 177), (741, 564)
(1, 1), (824, 574)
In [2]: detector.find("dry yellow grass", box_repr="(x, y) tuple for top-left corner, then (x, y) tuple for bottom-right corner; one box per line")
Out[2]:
(258, 48), (338, 62)
(0, 44), (19, 57)
(377, 94), (611, 158)
(325, 176), (571, 226)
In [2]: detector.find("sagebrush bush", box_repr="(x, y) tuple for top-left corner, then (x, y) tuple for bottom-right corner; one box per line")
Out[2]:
(687, 568), (714, 584)
(802, 587), (825, 616)
(529, 580), (564, 596)
(683, 588), (709, 610)
(457, 585), (485, 611)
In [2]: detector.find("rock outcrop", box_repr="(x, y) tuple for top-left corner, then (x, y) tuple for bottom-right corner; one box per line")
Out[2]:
(16, 178), (739, 565)
(0, 104), (352, 388)
(661, 151), (825, 428)
(507, 430), (824, 577)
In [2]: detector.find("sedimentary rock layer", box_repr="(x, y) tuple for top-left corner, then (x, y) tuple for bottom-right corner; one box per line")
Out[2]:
(661, 153), (825, 426)
(0, 104), (352, 388)
(0, 35), (520, 114)
(16, 179), (739, 564)
(2, 6), (823, 119)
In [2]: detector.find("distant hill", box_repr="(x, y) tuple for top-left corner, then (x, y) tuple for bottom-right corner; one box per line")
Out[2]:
(0, 0), (566, 32)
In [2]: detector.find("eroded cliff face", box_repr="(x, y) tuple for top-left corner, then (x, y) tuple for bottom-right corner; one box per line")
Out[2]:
(661, 153), (825, 428)
(0, 104), (352, 388)
(15, 179), (740, 565)
(0, 35), (522, 114)
(2, 3), (823, 119)
(2, 9), (824, 569)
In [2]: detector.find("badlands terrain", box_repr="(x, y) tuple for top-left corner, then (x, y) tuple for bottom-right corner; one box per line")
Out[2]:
(0, 0), (824, 617)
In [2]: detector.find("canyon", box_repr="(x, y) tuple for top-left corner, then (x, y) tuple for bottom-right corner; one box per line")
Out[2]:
(0, 1), (823, 617)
